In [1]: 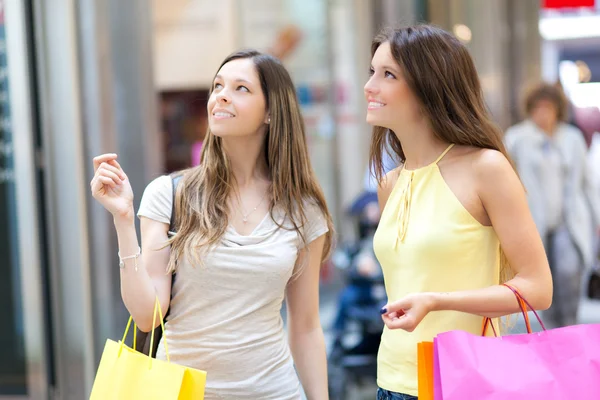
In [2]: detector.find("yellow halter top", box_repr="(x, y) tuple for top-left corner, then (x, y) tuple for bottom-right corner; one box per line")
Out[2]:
(373, 144), (501, 396)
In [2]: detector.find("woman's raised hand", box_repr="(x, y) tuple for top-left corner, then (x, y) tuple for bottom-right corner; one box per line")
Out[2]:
(90, 154), (134, 219)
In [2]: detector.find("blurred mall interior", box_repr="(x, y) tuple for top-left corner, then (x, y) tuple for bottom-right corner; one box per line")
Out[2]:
(2, 0), (600, 399)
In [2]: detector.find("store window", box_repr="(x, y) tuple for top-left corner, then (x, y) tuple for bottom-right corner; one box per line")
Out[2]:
(0, 1), (27, 394)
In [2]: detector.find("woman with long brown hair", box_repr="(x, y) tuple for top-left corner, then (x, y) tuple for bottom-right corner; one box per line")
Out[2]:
(90, 50), (333, 399)
(365, 25), (553, 399)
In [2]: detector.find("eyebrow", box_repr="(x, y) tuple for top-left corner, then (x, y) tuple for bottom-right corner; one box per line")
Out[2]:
(371, 64), (401, 74)
(214, 75), (253, 84)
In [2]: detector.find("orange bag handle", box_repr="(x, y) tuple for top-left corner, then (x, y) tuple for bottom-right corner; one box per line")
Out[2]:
(482, 284), (547, 336)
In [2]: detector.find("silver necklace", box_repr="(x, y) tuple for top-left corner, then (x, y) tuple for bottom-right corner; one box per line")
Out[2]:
(237, 191), (268, 224)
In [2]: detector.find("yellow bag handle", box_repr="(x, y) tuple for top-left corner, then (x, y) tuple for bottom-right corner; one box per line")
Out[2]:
(118, 296), (171, 367)
(148, 296), (171, 365)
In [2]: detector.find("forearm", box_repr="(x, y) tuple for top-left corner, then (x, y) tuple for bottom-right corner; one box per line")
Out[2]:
(114, 212), (160, 330)
(289, 326), (328, 400)
(430, 275), (552, 318)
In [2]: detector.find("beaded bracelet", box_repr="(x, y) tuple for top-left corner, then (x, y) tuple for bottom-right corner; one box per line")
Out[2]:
(118, 247), (141, 272)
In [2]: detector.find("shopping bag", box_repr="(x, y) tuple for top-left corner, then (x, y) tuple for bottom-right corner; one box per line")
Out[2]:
(417, 341), (434, 400)
(421, 309), (501, 399)
(434, 284), (600, 400)
(90, 297), (207, 399)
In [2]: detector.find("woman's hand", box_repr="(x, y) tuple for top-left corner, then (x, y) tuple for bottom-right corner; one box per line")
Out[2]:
(90, 154), (134, 219)
(380, 292), (436, 332)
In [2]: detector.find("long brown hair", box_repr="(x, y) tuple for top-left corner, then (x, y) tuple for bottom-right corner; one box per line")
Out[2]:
(369, 25), (514, 182)
(369, 25), (515, 283)
(167, 50), (334, 272)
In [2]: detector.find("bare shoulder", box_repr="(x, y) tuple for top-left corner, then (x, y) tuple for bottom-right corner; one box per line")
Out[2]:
(442, 145), (518, 192)
(441, 145), (509, 173)
(468, 148), (521, 199)
(471, 148), (514, 179)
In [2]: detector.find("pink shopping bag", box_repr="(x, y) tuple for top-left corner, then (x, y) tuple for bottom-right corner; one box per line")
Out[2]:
(433, 284), (600, 400)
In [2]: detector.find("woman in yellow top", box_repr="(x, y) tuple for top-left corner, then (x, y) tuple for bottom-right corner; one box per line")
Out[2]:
(364, 25), (553, 400)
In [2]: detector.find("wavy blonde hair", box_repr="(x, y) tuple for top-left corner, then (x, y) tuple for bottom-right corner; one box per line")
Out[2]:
(369, 25), (515, 285)
(167, 50), (334, 273)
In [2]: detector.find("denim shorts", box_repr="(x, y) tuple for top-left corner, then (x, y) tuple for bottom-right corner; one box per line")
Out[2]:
(377, 388), (418, 400)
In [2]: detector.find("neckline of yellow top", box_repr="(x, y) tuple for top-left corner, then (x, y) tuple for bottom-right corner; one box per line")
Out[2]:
(393, 143), (454, 247)
(400, 143), (455, 174)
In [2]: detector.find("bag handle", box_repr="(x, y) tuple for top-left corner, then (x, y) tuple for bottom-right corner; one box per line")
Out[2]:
(481, 315), (499, 337)
(482, 283), (547, 336)
(118, 296), (171, 366)
(502, 283), (546, 331)
(482, 289), (531, 336)
(148, 297), (170, 366)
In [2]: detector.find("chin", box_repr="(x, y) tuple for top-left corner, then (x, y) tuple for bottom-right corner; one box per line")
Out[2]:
(365, 114), (377, 126)
(209, 128), (226, 138)
(366, 115), (388, 129)
(210, 129), (228, 138)
(208, 123), (237, 138)
(210, 128), (257, 139)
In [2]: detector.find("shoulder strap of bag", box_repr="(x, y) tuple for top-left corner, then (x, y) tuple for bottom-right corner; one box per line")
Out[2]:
(135, 172), (183, 358)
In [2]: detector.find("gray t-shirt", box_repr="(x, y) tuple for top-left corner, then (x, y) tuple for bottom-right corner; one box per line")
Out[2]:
(540, 137), (564, 231)
(505, 120), (565, 233)
(137, 175), (329, 400)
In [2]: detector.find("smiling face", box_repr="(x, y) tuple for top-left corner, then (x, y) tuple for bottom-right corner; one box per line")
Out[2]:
(363, 41), (422, 130)
(207, 58), (269, 138)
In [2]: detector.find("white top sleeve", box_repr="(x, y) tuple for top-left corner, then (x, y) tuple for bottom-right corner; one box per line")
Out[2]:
(137, 175), (172, 225)
(301, 200), (329, 246)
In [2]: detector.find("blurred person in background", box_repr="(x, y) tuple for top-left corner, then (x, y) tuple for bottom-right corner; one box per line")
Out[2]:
(364, 25), (553, 400)
(90, 50), (334, 400)
(590, 131), (600, 301)
(328, 191), (386, 399)
(332, 191), (385, 343)
(505, 82), (600, 329)
(572, 105), (600, 149)
(590, 131), (600, 201)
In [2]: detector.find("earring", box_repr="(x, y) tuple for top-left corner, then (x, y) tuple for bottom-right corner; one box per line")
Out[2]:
(267, 117), (271, 124)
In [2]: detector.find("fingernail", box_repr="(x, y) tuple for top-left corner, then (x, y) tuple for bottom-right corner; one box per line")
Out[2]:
(380, 307), (387, 314)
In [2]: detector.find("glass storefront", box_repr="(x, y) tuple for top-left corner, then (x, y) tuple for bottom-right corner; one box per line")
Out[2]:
(0, 1), (27, 394)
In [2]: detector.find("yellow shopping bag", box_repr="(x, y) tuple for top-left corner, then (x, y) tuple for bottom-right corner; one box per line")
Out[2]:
(90, 297), (207, 399)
